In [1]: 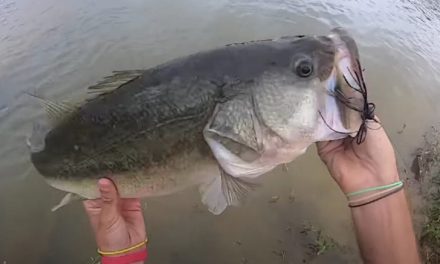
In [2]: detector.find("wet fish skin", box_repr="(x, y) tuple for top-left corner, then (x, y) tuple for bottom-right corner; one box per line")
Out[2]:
(31, 35), (335, 179)
(31, 75), (217, 179)
(29, 29), (363, 214)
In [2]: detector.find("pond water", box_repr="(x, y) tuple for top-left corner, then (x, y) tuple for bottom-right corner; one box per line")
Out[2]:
(0, 0), (439, 263)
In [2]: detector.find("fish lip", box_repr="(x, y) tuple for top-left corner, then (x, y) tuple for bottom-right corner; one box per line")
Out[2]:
(337, 55), (362, 94)
(324, 67), (338, 93)
(328, 29), (363, 98)
(328, 28), (362, 93)
(327, 28), (365, 132)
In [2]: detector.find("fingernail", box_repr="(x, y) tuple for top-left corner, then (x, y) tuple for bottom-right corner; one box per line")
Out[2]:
(98, 178), (110, 186)
(98, 178), (111, 192)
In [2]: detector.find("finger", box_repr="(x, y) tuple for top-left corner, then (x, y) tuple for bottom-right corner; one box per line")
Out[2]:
(316, 140), (330, 150)
(121, 199), (146, 237)
(83, 199), (102, 215)
(83, 199), (101, 232)
(316, 139), (343, 155)
(120, 198), (142, 211)
(83, 198), (102, 211)
(98, 178), (120, 226)
(358, 117), (391, 149)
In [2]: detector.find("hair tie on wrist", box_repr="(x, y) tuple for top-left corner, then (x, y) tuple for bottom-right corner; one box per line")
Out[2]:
(346, 180), (404, 207)
(98, 238), (148, 256)
(346, 180), (403, 198)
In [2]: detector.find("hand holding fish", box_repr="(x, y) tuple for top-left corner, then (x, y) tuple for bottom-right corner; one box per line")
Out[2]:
(83, 178), (147, 263)
(26, 25), (420, 263)
(30, 28), (372, 215)
(317, 118), (420, 263)
(316, 118), (399, 194)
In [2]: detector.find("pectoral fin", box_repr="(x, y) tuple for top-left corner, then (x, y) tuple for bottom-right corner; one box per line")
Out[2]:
(220, 168), (258, 206)
(199, 167), (258, 215)
(199, 175), (228, 215)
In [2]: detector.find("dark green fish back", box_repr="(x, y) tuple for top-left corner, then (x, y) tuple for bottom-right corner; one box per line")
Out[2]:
(32, 70), (219, 178)
(30, 35), (332, 179)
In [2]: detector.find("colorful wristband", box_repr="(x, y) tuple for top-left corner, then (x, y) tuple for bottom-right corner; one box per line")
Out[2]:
(98, 239), (148, 256)
(101, 248), (148, 264)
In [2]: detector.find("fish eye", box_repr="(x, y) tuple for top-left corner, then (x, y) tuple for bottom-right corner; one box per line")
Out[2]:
(295, 59), (314, 77)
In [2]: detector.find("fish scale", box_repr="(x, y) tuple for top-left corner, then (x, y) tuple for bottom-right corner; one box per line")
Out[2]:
(29, 28), (367, 215)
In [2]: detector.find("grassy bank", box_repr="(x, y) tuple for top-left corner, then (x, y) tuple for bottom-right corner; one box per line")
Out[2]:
(420, 174), (440, 263)
(413, 127), (440, 263)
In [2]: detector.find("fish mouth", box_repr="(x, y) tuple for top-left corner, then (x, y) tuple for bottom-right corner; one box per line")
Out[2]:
(326, 28), (369, 136)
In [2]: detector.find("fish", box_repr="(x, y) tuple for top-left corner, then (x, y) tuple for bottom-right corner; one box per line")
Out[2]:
(28, 28), (370, 214)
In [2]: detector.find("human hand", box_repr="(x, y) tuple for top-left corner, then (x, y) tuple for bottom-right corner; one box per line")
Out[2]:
(83, 178), (147, 256)
(316, 119), (400, 194)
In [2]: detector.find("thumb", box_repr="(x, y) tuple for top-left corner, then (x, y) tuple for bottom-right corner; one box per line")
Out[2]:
(316, 140), (329, 151)
(98, 178), (120, 226)
(316, 139), (342, 155)
(316, 140), (331, 163)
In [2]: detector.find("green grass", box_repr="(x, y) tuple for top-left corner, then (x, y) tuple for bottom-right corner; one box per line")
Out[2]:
(421, 179), (440, 263)
(417, 128), (440, 263)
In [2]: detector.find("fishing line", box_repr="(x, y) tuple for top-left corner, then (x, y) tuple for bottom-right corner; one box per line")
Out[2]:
(319, 59), (379, 144)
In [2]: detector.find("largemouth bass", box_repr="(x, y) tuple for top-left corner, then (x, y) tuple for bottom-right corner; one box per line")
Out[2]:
(28, 28), (369, 214)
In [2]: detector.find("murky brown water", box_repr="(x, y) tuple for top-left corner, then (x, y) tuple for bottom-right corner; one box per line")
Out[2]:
(1, 0), (440, 263)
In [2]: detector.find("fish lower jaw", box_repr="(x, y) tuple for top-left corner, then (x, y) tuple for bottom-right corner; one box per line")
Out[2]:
(261, 137), (310, 165)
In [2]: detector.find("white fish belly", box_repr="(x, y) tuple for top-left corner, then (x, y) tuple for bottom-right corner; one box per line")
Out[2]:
(45, 153), (219, 199)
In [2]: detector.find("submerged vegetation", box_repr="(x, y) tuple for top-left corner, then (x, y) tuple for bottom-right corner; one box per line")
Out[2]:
(85, 256), (100, 264)
(301, 223), (338, 256)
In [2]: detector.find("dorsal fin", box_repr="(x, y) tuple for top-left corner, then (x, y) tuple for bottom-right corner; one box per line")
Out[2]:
(224, 35), (305, 47)
(225, 38), (273, 47)
(26, 92), (77, 124)
(87, 70), (144, 98)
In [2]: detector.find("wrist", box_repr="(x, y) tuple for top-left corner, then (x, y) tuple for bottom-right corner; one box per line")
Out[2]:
(100, 246), (148, 264)
(98, 238), (148, 264)
(98, 238), (148, 256)
(104, 245), (147, 257)
(337, 169), (400, 194)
